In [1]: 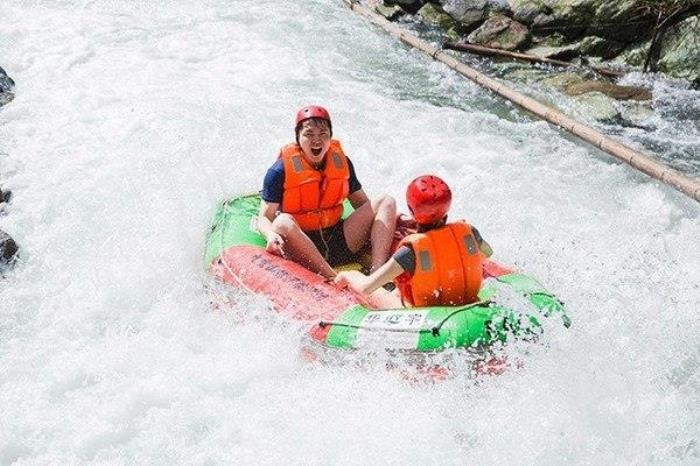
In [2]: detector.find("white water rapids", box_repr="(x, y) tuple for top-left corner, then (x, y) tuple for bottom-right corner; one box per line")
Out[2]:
(1, 0), (698, 464)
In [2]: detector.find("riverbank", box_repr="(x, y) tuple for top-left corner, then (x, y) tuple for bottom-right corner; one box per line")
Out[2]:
(372, 0), (699, 84)
(365, 0), (700, 176)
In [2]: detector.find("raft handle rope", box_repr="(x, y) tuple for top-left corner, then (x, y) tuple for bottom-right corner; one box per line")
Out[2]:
(213, 197), (258, 294)
(318, 222), (332, 263)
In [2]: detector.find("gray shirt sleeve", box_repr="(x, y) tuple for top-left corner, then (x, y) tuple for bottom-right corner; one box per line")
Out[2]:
(471, 226), (484, 245)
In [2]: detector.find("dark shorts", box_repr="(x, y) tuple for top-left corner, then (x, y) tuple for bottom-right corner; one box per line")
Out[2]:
(306, 220), (357, 267)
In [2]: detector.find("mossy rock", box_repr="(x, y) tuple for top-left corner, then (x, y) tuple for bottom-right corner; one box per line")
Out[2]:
(443, 0), (490, 29)
(577, 36), (626, 59)
(375, 3), (406, 21)
(540, 72), (586, 90)
(417, 3), (459, 31)
(657, 16), (700, 83)
(565, 80), (652, 101)
(467, 14), (531, 51)
(615, 40), (650, 68)
(525, 35), (626, 61)
(503, 68), (552, 84)
(571, 91), (620, 122)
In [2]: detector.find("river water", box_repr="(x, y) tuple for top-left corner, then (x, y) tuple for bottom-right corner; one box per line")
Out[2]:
(1, 1), (698, 464)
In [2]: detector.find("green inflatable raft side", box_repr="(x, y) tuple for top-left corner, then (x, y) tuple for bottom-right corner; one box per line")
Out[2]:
(206, 194), (570, 352)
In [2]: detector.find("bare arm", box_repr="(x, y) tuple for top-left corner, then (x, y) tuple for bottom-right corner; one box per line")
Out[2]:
(257, 201), (285, 256)
(257, 201), (279, 237)
(335, 258), (404, 295)
(347, 189), (370, 210)
(480, 239), (493, 258)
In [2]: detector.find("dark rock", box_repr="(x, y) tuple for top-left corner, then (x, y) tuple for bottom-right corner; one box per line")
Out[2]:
(0, 65), (15, 105)
(467, 14), (531, 51)
(0, 229), (19, 268)
(586, 1), (655, 42)
(565, 80), (652, 101)
(385, 0), (425, 15)
(0, 188), (11, 204)
(578, 36), (627, 59)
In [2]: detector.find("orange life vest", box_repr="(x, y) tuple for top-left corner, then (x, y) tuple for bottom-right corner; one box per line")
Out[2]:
(279, 140), (350, 231)
(394, 221), (484, 307)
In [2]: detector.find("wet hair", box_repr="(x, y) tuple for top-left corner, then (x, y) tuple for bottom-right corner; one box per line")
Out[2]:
(295, 117), (332, 144)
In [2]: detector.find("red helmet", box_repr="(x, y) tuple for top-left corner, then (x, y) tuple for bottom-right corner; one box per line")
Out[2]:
(406, 175), (452, 225)
(295, 105), (332, 127)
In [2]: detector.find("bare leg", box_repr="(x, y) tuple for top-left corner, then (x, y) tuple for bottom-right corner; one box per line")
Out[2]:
(343, 194), (397, 272)
(271, 213), (336, 279)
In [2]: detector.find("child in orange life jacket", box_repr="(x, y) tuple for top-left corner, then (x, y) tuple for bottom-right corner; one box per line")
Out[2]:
(257, 105), (397, 279)
(334, 175), (492, 307)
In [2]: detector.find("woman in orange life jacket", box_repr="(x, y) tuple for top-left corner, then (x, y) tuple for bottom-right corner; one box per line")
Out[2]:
(334, 175), (493, 307)
(257, 105), (397, 279)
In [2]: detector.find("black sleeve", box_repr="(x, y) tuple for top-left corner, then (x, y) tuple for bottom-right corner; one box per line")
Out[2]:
(471, 226), (484, 245)
(392, 245), (416, 275)
(346, 157), (362, 194)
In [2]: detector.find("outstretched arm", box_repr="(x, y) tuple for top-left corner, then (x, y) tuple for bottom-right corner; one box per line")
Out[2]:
(347, 189), (370, 210)
(335, 258), (404, 295)
(257, 201), (285, 256)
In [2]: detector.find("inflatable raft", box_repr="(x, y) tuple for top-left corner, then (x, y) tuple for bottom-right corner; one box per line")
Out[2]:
(205, 194), (570, 358)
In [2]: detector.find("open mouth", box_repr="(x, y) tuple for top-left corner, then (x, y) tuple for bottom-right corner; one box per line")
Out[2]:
(311, 148), (322, 156)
